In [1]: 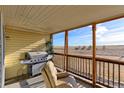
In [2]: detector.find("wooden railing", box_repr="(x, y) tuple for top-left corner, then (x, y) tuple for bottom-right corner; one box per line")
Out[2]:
(53, 52), (124, 88)
(53, 53), (65, 70)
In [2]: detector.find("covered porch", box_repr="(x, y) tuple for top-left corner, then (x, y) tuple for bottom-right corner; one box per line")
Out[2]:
(0, 5), (124, 88)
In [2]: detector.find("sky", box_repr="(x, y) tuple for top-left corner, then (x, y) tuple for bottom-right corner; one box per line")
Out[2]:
(53, 18), (124, 46)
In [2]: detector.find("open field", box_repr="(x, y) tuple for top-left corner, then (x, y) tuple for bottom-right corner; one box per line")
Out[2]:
(53, 45), (124, 60)
(53, 45), (124, 87)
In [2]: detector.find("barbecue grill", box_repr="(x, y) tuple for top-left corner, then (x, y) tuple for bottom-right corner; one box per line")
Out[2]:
(20, 51), (53, 77)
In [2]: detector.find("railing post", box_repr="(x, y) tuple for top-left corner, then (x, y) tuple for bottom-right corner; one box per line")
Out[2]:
(64, 30), (68, 71)
(92, 24), (97, 87)
(50, 34), (53, 50)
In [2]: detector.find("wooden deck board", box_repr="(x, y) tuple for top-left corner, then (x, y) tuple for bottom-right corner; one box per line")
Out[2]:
(5, 75), (92, 88)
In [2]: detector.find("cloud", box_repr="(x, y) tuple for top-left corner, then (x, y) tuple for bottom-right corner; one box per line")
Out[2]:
(68, 34), (92, 46)
(96, 25), (109, 38)
(96, 25), (124, 45)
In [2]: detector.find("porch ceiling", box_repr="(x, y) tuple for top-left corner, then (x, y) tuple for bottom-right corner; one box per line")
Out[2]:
(1, 5), (124, 34)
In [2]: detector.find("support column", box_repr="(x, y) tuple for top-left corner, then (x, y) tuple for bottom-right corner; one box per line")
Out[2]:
(0, 12), (5, 88)
(50, 34), (53, 54)
(92, 24), (97, 87)
(64, 30), (68, 71)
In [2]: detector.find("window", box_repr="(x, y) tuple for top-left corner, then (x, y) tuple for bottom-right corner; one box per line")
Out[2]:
(53, 32), (65, 53)
(68, 25), (92, 56)
(96, 18), (124, 57)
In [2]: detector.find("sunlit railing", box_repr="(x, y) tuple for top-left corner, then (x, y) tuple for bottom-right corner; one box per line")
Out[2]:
(53, 52), (124, 88)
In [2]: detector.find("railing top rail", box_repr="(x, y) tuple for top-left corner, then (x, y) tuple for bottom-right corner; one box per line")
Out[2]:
(54, 52), (124, 65)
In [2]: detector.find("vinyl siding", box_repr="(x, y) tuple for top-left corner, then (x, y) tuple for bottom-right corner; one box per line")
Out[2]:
(5, 28), (50, 80)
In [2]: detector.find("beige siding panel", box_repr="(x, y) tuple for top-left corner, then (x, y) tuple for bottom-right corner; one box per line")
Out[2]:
(5, 29), (50, 79)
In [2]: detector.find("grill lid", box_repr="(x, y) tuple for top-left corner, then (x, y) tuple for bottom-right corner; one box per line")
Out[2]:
(26, 52), (48, 59)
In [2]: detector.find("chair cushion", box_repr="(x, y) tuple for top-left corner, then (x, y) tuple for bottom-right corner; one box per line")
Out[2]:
(41, 69), (52, 88)
(44, 61), (58, 87)
(41, 61), (78, 88)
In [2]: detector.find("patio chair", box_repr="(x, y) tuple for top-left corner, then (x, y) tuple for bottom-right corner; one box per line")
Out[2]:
(41, 61), (79, 88)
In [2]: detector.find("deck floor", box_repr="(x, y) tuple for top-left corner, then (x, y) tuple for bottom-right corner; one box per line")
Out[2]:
(5, 75), (92, 88)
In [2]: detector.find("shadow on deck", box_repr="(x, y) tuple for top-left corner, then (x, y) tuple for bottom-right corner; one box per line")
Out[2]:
(5, 75), (92, 88)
